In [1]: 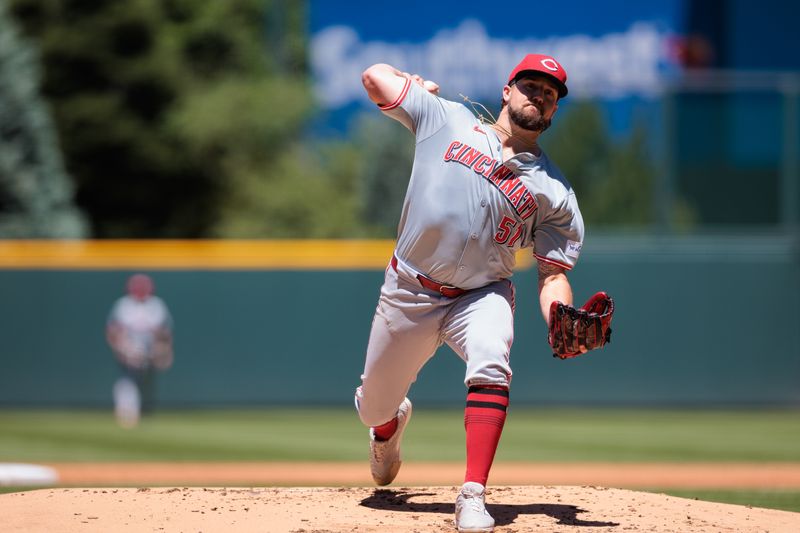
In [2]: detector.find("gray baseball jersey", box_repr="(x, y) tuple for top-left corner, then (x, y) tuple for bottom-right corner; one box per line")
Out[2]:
(355, 76), (586, 428)
(381, 79), (584, 289)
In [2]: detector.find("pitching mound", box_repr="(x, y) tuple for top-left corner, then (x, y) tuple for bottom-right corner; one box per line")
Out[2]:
(3, 485), (799, 532)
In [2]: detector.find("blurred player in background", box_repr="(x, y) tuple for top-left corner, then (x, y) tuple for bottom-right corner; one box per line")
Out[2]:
(106, 273), (174, 428)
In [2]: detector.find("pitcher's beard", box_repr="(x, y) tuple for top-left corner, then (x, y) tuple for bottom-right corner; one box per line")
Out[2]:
(509, 104), (550, 132)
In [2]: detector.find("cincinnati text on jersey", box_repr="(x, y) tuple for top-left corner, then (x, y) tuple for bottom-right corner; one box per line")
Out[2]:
(442, 141), (537, 220)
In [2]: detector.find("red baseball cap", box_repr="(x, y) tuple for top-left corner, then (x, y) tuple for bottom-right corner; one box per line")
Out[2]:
(507, 54), (568, 98)
(127, 273), (154, 299)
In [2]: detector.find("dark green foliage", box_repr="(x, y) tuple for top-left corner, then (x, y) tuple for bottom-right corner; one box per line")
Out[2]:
(353, 114), (415, 237)
(0, 1), (87, 237)
(7, 0), (314, 237)
(542, 102), (657, 228)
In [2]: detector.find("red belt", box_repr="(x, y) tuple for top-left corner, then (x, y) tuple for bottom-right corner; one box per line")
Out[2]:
(391, 256), (467, 298)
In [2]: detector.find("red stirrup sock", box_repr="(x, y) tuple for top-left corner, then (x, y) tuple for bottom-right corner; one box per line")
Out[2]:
(464, 385), (509, 486)
(372, 417), (398, 441)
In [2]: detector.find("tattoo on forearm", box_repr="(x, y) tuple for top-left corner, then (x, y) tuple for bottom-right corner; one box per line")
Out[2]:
(537, 262), (564, 281)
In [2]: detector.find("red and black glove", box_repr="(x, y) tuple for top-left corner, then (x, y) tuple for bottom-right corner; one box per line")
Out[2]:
(548, 291), (614, 359)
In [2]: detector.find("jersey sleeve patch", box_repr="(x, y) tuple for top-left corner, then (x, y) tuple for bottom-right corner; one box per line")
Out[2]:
(565, 240), (582, 259)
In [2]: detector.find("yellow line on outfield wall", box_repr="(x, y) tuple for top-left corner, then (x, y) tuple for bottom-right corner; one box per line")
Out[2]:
(0, 240), (536, 270)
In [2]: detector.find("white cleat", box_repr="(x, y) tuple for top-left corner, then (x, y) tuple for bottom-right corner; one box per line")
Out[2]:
(455, 482), (495, 533)
(369, 397), (412, 486)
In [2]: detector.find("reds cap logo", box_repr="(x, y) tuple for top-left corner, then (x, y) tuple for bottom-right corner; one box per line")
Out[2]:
(540, 58), (560, 72)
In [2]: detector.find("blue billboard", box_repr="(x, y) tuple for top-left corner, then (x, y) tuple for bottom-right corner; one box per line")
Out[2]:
(309, 0), (687, 115)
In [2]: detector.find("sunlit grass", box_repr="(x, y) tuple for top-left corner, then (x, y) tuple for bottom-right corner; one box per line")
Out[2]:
(1, 408), (798, 463)
(653, 488), (800, 513)
(2, 408), (800, 512)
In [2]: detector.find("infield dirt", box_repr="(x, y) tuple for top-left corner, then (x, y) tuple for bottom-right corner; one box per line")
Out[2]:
(4, 484), (800, 532)
(3, 462), (800, 532)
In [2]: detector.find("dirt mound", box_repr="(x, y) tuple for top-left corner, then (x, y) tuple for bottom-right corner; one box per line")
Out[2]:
(3, 485), (799, 532)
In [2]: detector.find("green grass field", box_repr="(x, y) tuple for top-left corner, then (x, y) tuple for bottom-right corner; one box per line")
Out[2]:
(2, 407), (800, 511)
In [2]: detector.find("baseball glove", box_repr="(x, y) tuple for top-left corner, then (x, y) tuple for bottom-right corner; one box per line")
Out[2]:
(548, 291), (614, 359)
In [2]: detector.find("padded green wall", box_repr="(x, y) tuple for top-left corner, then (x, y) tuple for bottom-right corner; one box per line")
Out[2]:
(1, 236), (798, 407)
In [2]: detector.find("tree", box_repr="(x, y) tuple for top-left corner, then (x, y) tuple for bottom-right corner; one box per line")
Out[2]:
(0, 0), (87, 237)
(8, 0), (316, 238)
(542, 102), (657, 228)
(352, 114), (414, 237)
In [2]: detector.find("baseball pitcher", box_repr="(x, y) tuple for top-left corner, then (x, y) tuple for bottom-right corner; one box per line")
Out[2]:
(354, 54), (614, 532)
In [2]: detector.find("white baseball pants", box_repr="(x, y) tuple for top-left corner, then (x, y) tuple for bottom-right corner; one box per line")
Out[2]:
(356, 257), (515, 427)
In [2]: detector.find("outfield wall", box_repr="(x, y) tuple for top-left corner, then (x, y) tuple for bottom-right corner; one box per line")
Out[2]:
(1, 236), (798, 408)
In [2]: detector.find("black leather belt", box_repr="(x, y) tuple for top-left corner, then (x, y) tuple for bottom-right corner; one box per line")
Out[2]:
(391, 256), (467, 298)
